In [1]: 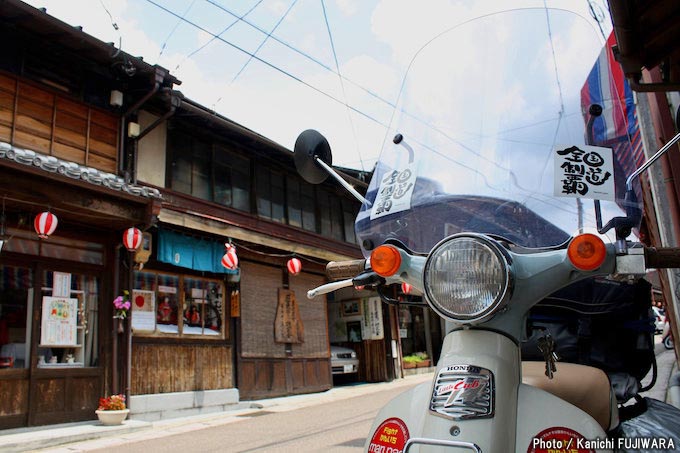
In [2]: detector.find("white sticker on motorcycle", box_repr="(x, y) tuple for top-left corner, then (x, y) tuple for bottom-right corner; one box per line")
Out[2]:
(554, 145), (615, 202)
(370, 163), (418, 220)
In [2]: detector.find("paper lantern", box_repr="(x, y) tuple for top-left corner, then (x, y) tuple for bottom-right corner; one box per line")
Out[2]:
(401, 282), (412, 294)
(123, 227), (142, 251)
(34, 211), (58, 239)
(221, 246), (238, 270)
(286, 257), (302, 275)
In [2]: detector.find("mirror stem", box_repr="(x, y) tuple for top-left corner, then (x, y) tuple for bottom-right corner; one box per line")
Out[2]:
(314, 157), (372, 207)
(626, 131), (680, 190)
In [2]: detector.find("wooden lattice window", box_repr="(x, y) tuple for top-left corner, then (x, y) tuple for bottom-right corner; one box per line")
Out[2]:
(0, 73), (119, 173)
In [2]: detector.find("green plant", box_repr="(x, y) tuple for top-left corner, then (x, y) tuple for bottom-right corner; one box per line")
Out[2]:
(403, 352), (428, 363)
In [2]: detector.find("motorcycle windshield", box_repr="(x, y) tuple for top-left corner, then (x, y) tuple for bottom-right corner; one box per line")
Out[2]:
(356, 7), (642, 256)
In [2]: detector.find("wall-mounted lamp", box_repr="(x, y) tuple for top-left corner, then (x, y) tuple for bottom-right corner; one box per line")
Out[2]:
(127, 122), (140, 138)
(110, 90), (124, 107)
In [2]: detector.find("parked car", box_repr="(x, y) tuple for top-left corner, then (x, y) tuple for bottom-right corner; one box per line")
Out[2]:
(653, 306), (666, 334)
(330, 345), (359, 375)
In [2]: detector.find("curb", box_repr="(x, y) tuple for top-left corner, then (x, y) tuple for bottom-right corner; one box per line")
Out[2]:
(0, 419), (151, 453)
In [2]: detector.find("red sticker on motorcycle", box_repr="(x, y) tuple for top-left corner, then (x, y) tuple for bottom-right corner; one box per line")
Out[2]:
(527, 427), (594, 453)
(368, 417), (410, 453)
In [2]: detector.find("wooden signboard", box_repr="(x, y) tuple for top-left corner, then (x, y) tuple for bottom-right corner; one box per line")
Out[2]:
(230, 290), (240, 318)
(274, 289), (304, 344)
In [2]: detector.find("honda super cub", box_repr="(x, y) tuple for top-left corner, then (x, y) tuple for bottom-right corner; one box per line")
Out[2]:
(294, 7), (680, 453)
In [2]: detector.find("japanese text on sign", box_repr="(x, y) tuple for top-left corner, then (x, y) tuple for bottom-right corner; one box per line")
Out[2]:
(40, 297), (78, 347)
(554, 145), (615, 201)
(275, 289), (304, 344)
(370, 163), (417, 220)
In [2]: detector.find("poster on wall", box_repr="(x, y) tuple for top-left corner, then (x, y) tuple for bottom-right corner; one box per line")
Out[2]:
(362, 297), (384, 340)
(40, 296), (78, 347)
(52, 271), (71, 298)
(274, 289), (304, 343)
(131, 290), (156, 332)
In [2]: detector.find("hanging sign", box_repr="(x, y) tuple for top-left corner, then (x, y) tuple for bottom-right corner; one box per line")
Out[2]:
(274, 289), (304, 343)
(370, 164), (418, 220)
(52, 271), (71, 298)
(40, 296), (78, 347)
(362, 297), (384, 340)
(554, 145), (615, 201)
(230, 290), (241, 318)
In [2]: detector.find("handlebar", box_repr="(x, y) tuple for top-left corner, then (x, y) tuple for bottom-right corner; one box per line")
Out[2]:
(645, 247), (680, 268)
(326, 259), (367, 281)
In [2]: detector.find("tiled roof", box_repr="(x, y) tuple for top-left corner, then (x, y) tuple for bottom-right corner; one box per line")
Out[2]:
(0, 142), (162, 199)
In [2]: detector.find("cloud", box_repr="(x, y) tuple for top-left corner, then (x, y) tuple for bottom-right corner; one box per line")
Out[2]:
(335, 0), (359, 16)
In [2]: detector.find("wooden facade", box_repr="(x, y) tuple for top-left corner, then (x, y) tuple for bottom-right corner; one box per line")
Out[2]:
(0, 0), (173, 429)
(131, 342), (233, 394)
(0, 73), (118, 173)
(237, 261), (332, 399)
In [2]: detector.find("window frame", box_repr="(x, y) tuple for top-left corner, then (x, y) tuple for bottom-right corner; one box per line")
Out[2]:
(132, 270), (228, 341)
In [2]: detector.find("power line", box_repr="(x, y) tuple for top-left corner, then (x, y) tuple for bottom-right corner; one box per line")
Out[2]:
(231, 0), (299, 83)
(174, 0), (265, 71)
(204, 0), (397, 111)
(143, 0), (389, 129)
(158, 0), (198, 59)
(320, 0), (365, 171)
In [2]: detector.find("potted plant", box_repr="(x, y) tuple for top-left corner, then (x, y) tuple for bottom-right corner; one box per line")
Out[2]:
(95, 394), (129, 425)
(415, 352), (431, 368)
(402, 354), (419, 369)
(402, 352), (431, 369)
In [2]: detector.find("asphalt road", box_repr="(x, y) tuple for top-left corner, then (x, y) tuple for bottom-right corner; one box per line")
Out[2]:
(37, 376), (432, 453)
(102, 386), (402, 453)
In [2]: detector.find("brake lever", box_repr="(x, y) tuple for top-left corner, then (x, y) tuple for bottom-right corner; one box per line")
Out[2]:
(307, 279), (354, 299)
(352, 271), (385, 288)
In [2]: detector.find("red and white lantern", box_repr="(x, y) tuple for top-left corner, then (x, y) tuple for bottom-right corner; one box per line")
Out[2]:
(401, 282), (412, 295)
(123, 227), (142, 251)
(286, 257), (302, 276)
(34, 211), (58, 239)
(221, 245), (238, 270)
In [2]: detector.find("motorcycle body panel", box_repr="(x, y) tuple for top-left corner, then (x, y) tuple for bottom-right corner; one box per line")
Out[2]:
(365, 330), (608, 452)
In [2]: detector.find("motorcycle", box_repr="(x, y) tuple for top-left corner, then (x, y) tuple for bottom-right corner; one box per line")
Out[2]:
(294, 6), (680, 452)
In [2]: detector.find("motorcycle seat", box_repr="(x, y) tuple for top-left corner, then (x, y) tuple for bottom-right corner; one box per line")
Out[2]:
(522, 361), (618, 431)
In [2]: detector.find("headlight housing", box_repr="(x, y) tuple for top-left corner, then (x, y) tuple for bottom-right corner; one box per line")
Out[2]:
(423, 234), (512, 323)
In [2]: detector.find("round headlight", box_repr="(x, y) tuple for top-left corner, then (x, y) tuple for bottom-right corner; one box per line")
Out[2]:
(423, 234), (511, 323)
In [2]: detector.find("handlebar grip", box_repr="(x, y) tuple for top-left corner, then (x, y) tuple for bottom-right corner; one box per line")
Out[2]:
(326, 259), (366, 281)
(645, 247), (680, 268)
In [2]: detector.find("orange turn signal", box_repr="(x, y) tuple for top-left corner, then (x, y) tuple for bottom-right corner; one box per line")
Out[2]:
(567, 233), (606, 271)
(370, 245), (402, 277)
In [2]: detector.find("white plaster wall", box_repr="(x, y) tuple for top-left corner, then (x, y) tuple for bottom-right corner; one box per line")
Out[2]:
(136, 110), (167, 187)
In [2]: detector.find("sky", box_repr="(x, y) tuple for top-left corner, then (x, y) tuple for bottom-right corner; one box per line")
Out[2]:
(20, 0), (613, 171)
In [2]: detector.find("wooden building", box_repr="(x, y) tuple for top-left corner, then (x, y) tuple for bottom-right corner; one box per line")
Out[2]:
(0, 0), (396, 428)
(0, 0), (177, 428)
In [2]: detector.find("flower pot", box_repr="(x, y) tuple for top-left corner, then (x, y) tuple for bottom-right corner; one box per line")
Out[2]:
(402, 361), (416, 369)
(95, 409), (129, 425)
(416, 359), (431, 368)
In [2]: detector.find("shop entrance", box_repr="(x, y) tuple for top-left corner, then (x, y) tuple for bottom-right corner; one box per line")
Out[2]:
(0, 256), (104, 428)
